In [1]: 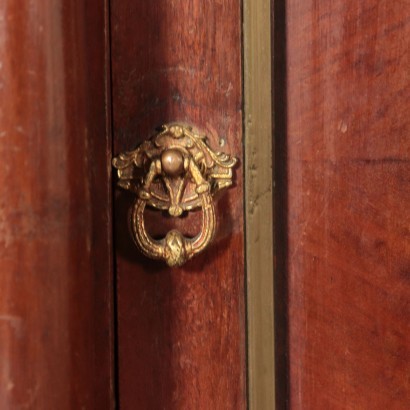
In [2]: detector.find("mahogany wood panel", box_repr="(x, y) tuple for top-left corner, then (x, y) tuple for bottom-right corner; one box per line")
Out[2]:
(110, 1), (246, 409)
(0, 1), (114, 408)
(281, 0), (410, 408)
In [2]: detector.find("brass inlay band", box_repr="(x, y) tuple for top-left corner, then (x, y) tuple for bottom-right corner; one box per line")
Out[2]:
(244, 0), (275, 407)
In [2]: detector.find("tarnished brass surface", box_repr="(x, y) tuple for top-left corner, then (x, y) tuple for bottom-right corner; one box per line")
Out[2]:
(112, 123), (237, 267)
(244, 0), (275, 407)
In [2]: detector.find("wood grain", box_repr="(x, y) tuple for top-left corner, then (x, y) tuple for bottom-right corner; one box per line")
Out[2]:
(0, 1), (114, 408)
(282, 0), (410, 408)
(110, 1), (246, 409)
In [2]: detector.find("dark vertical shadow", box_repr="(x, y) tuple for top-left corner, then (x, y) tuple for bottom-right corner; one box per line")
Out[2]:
(105, 0), (120, 407)
(273, 0), (290, 408)
(109, 3), (175, 409)
(64, 1), (115, 408)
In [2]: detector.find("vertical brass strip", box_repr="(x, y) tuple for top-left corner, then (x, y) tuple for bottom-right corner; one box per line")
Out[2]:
(244, 0), (275, 408)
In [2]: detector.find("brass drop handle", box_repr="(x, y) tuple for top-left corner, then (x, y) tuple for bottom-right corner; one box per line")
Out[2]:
(112, 123), (237, 267)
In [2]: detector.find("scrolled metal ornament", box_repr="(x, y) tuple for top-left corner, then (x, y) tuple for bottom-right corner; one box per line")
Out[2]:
(112, 123), (237, 267)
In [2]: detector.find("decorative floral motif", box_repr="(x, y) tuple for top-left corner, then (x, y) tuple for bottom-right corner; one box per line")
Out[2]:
(112, 123), (237, 266)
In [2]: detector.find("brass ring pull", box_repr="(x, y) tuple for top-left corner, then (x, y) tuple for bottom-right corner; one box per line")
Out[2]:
(113, 123), (237, 267)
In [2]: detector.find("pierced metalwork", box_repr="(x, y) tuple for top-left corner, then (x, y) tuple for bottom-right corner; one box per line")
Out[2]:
(112, 123), (237, 267)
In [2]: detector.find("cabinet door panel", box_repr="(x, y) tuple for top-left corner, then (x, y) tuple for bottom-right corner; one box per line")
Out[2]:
(110, 2), (246, 409)
(279, 1), (410, 408)
(0, 1), (114, 408)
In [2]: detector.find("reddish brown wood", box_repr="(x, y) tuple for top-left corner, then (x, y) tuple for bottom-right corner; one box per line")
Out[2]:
(110, 2), (246, 409)
(0, 1), (114, 408)
(282, 0), (410, 408)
